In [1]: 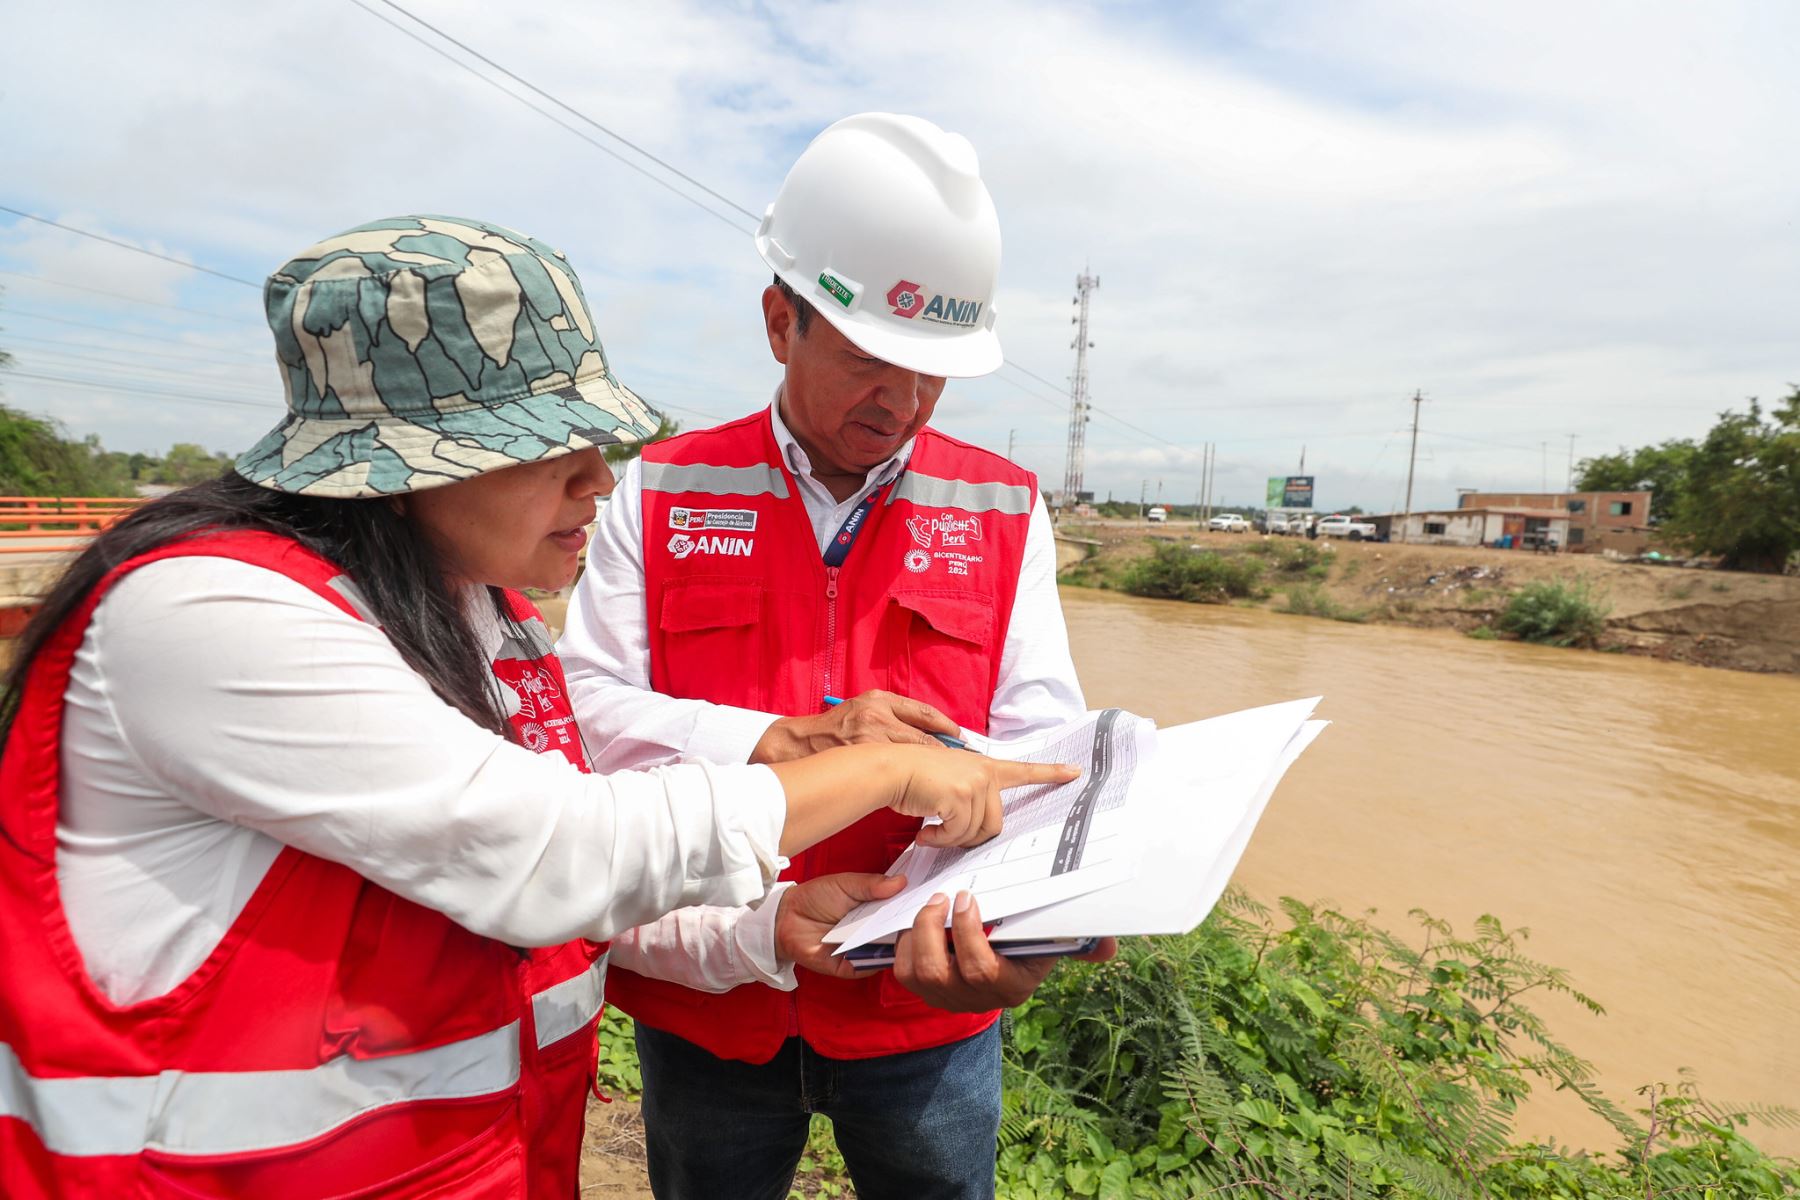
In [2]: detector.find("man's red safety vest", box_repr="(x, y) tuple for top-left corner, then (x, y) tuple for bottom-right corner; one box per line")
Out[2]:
(0, 531), (608, 1199)
(607, 411), (1036, 1063)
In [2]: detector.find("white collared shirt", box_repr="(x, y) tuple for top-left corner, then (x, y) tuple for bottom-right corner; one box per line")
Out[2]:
(558, 396), (1086, 992)
(55, 558), (789, 1005)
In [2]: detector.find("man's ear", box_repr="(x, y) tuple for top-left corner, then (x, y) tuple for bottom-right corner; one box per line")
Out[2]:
(761, 284), (795, 366)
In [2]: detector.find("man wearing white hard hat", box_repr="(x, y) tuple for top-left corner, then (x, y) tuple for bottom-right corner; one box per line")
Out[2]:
(560, 113), (1104, 1199)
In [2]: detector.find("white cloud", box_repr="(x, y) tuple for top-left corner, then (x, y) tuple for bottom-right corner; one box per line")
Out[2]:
(0, 0), (1793, 508)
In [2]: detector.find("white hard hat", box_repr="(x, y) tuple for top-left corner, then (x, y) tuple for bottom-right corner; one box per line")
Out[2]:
(755, 112), (1002, 379)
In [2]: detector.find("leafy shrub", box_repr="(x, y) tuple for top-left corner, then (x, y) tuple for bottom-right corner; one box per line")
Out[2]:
(1247, 539), (1331, 578)
(588, 899), (1798, 1198)
(1499, 580), (1610, 647)
(999, 897), (1799, 1199)
(1466, 624), (1500, 641)
(1119, 545), (1267, 603)
(1282, 584), (1367, 622)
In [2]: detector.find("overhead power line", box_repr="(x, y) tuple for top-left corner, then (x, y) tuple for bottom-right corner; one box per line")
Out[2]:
(0, 205), (261, 288)
(4, 370), (278, 412)
(354, 0), (757, 233)
(0, 269), (259, 323)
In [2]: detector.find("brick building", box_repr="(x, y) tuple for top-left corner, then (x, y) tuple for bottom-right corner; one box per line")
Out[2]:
(1456, 490), (1653, 553)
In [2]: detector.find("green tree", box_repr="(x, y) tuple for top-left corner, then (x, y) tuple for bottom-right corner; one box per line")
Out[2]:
(1662, 390), (1800, 573)
(603, 414), (681, 465)
(0, 404), (134, 496)
(151, 442), (233, 486)
(1574, 439), (1695, 522)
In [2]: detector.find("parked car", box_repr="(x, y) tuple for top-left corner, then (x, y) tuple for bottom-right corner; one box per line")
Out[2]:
(1207, 513), (1249, 533)
(1146, 505), (1168, 524)
(1314, 513), (1378, 540)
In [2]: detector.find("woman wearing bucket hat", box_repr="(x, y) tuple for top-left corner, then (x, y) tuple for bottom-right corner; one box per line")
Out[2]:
(0, 216), (1072, 1200)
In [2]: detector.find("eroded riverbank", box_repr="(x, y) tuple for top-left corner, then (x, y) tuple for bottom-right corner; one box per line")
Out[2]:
(1056, 522), (1800, 673)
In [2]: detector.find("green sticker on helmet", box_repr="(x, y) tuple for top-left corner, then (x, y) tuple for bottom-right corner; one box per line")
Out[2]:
(816, 272), (856, 309)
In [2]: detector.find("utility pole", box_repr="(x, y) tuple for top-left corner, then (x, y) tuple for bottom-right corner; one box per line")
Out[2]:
(1203, 443), (1216, 523)
(1006, 429), (1016, 462)
(1400, 390), (1424, 543)
(1060, 268), (1100, 506)
(1566, 433), (1577, 491)
(1138, 479), (1147, 521)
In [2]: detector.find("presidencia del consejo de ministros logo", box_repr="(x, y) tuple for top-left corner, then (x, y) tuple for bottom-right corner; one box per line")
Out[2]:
(885, 279), (983, 328)
(669, 507), (758, 532)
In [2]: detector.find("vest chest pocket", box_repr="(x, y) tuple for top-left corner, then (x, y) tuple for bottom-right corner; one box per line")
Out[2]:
(887, 591), (996, 729)
(654, 579), (765, 712)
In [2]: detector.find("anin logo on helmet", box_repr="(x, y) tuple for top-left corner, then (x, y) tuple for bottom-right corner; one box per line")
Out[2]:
(885, 280), (983, 329)
(887, 280), (924, 318)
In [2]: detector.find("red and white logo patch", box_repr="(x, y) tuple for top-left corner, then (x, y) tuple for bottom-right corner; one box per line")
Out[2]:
(887, 280), (924, 318)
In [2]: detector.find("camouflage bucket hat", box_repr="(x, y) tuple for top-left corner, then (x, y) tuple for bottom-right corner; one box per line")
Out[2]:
(236, 215), (662, 497)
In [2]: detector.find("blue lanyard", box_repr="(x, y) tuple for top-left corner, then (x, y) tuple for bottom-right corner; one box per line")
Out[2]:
(822, 482), (892, 568)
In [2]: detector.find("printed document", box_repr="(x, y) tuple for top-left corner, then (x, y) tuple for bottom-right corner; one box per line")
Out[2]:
(825, 697), (1326, 952)
(824, 709), (1157, 952)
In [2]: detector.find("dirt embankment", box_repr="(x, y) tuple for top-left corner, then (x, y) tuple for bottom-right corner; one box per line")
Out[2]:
(1054, 522), (1800, 674)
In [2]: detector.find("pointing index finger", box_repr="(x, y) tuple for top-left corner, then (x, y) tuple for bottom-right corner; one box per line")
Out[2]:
(992, 760), (1081, 791)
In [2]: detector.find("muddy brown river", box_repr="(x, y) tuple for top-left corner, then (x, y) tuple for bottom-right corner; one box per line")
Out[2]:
(1060, 586), (1800, 1156)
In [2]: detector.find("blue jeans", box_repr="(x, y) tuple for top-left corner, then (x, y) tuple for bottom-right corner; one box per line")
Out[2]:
(635, 1022), (1002, 1200)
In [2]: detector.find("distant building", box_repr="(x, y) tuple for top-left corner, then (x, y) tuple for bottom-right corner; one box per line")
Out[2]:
(1374, 507), (1571, 550)
(1457, 491), (1654, 554)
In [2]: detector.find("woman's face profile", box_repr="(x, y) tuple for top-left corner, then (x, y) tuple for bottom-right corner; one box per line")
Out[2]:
(404, 447), (615, 591)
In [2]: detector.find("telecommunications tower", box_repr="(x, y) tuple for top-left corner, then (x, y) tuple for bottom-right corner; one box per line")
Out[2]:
(1060, 269), (1100, 506)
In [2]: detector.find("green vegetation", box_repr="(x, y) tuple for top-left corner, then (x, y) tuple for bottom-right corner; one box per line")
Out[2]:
(1466, 625), (1500, 641)
(1499, 580), (1610, 648)
(1282, 583), (1367, 622)
(593, 899), (1798, 1199)
(1577, 387), (1800, 573)
(0, 403), (235, 495)
(1247, 538), (1331, 579)
(1120, 545), (1268, 603)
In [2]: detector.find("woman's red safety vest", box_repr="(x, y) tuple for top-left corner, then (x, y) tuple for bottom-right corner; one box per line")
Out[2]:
(608, 412), (1035, 1063)
(0, 531), (608, 1199)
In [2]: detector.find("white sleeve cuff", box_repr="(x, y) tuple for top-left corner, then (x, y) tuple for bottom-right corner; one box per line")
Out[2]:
(688, 703), (783, 767)
(707, 762), (790, 891)
(733, 881), (799, 991)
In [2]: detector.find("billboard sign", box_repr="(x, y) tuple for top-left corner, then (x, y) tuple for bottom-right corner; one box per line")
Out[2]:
(1268, 476), (1314, 508)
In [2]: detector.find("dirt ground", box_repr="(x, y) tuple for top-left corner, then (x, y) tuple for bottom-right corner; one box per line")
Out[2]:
(1055, 522), (1800, 673)
(579, 1097), (655, 1197)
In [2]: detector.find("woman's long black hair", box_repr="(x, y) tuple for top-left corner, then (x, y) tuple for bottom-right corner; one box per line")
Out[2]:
(0, 470), (512, 751)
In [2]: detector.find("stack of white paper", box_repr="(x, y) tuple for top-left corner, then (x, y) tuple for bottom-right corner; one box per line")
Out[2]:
(825, 697), (1325, 953)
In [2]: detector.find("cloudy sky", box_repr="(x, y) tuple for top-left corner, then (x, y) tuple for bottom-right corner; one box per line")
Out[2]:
(2, 0), (1795, 512)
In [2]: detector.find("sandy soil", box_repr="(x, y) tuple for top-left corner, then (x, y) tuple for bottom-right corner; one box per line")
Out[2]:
(579, 1098), (654, 1197)
(1055, 522), (1800, 673)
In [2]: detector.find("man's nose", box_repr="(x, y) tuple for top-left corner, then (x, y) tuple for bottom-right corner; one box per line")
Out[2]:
(871, 368), (933, 418)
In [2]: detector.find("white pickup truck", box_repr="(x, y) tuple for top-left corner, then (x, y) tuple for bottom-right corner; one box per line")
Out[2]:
(1314, 514), (1378, 541)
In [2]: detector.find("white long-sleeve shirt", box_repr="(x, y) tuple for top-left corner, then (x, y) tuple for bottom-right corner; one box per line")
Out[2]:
(56, 555), (788, 1006)
(559, 401), (1085, 992)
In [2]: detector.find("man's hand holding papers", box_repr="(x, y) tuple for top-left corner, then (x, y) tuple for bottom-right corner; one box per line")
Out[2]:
(891, 890), (1118, 1012)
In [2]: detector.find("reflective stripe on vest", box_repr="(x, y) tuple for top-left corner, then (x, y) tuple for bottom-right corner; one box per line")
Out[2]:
(0, 1023), (519, 1158)
(532, 953), (608, 1048)
(887, 473), (1034, 515)
(641, 461), (790, 500)
(0, 955), (606, 1159)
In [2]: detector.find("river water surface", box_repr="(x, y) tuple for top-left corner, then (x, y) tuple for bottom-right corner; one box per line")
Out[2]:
(1060, 586), (1800, 1155)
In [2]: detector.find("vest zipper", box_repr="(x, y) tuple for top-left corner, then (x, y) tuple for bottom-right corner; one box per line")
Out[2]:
(822, 565), (840, 700)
